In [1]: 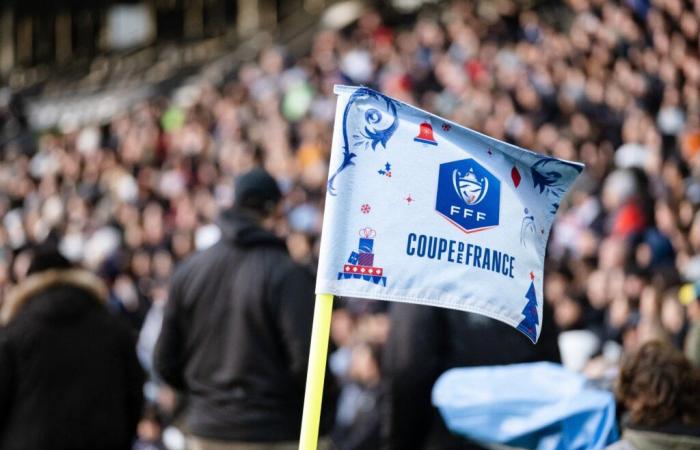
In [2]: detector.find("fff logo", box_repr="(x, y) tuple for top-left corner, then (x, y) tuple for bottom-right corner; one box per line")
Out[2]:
(435, 158), (501, 233)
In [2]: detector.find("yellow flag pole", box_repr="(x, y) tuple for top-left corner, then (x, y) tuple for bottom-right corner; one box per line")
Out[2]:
(298, 293), (334, 450)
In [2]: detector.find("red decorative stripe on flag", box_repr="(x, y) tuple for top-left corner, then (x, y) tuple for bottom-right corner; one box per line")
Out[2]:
(343, 264), (384, 275)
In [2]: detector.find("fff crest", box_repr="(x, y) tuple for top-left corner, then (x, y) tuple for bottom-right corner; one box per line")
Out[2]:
(436, 158), (501, 233)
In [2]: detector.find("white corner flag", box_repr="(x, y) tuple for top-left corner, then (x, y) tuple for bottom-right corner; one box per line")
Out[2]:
(316, 85), (583, 343)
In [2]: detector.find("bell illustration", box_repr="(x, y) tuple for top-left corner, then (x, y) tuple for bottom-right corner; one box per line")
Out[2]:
(414, 121), (438, 146)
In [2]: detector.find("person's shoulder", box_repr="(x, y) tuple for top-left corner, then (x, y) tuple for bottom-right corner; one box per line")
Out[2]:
(266, 257), (314, 294)
(278, 258), (313, 279)
(243, 238), (296, 271)
(605, 440), (637, 450)
(171, 241), (228, 281)
(93, 307), (137, 344)
(622, 425), (700, 450)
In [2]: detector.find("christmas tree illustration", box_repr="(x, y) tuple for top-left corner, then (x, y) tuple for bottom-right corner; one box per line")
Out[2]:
(516, 281), (539, 342)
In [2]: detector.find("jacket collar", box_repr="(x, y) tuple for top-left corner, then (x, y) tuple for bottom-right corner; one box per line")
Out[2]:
(216, 208), (287, 250)
(1, 269), (107, 325)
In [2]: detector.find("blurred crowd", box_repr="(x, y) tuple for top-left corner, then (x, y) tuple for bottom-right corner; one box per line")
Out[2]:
(2, 0), (700, 448)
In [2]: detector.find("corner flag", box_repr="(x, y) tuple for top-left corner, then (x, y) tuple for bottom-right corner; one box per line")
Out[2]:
(316, 85), (583, 343)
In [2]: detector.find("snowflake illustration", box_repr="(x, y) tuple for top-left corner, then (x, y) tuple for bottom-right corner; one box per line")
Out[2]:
(442, 123), (451, 131)
(361, 204), (371, 214)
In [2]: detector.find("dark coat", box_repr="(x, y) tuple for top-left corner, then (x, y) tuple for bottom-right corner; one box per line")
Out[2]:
(153, 210), (335, 442)
(609, 420), (700, 450)
(0, 269), (144, 450)
(381, 303), (561, 450)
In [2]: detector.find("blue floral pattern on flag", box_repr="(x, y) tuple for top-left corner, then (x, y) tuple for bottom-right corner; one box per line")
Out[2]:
(531, 158), (584, 215)
(327, 88), (400, 195)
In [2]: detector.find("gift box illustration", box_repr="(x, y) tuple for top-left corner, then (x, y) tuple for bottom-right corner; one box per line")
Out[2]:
(338, 227), (387, 286)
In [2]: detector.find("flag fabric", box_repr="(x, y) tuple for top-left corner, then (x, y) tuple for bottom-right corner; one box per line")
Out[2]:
(316, 85), (583, 343)
(432, 363), (618, 449)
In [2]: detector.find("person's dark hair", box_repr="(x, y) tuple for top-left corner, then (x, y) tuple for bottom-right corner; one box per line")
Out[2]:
(615, 340), (700, 427)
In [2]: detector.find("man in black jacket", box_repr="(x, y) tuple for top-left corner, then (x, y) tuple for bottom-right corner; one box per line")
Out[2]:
(154, 168), (334, 450)
(0, 248), (144, 450)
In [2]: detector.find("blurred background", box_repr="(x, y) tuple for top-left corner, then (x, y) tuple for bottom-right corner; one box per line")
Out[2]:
(1, 0), (700, 449)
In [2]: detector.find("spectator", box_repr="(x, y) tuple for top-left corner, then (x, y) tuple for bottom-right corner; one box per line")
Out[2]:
(0, 246), (144, 450)
(611, 340), (700, 449)
(153, 168), (335, 450)
(381, 304), (561, 450)
(331, 301), (388, 450)
(332, 341), (383, 450)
